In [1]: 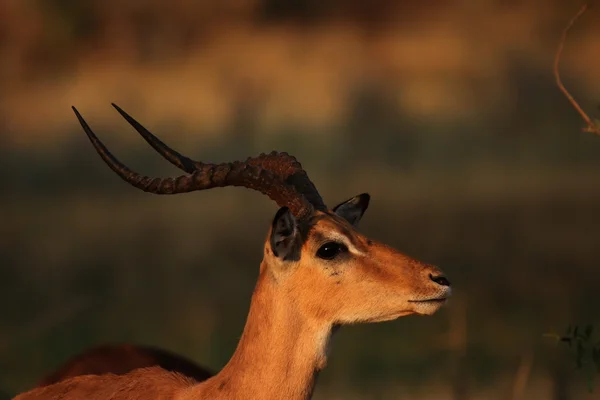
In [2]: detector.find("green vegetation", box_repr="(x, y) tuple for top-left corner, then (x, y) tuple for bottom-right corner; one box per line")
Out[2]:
(546, 324), (600, 393)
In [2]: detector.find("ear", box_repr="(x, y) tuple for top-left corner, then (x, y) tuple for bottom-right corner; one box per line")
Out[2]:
(269, 207), (302, 261)
(332, 193), (370, 227)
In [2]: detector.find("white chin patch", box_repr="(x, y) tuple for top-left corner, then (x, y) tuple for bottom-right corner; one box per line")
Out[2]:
(412, 299), (447, 315)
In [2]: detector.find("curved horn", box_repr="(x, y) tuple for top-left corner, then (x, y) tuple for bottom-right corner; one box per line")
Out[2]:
(110, 103), (199, 174)
(109, 103), (325, 210)
(72, 106), (325, 219)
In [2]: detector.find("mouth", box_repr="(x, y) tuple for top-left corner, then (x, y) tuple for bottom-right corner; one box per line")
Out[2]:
(408, 297), (449, 315)
(408, 297), (448, 304)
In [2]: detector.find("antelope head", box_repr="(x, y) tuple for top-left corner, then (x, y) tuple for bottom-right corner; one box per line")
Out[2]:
(265, 199), (451, 326)
(72, 104), (451, 327)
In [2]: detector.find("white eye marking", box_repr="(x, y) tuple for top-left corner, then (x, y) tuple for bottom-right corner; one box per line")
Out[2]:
(321, 232), (365, 256)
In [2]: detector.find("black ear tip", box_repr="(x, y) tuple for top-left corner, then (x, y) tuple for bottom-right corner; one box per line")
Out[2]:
(359, 193), (370, 205)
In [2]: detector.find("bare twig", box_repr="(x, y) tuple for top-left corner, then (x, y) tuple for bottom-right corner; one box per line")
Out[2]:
(510, 351), (534, 400)
(554, 3), (600, 135)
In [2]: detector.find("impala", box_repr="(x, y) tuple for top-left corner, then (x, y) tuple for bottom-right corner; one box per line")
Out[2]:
(36, 344), (212, 387)
(15, 104), (452, 399)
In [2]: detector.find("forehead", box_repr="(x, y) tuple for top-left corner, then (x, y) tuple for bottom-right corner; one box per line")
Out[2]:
(303, 211), (365, 249)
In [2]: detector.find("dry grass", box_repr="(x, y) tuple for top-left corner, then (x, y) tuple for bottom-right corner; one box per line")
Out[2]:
(1, 1), (600, 147)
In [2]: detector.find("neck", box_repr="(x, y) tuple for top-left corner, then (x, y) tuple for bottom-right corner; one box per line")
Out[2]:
(188, 267), (332, 400)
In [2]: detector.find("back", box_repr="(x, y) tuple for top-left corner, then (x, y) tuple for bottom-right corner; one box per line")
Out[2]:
(37, 345), (213, 387)
(17, 367), (196, 400)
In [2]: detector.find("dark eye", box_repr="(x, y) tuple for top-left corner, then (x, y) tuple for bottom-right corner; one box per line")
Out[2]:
(316, 242), (347, 260)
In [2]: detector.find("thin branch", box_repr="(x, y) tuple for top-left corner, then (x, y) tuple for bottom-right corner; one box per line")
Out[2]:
(554, 3), (600, 135)
(511, 351), (534, 400)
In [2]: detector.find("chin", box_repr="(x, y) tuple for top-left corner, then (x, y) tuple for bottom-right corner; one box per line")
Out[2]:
(411, 299), (448, 315)
(361, 310), (414, 323)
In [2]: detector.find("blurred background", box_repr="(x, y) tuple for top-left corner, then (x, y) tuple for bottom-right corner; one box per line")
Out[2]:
(1, 0), (600, 398)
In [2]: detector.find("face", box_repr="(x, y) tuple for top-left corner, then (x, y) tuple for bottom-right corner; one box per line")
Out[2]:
(265, 193), (452, 325)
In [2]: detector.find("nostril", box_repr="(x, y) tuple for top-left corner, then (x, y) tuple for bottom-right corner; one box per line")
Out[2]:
(430, 273), (451, 287)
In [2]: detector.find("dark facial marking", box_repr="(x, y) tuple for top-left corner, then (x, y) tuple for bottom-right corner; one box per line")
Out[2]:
(310, 231), (329, 247)
(281, 213), (328, 257)
(301, 214), (327, 236)
(218, 379), (229, 391)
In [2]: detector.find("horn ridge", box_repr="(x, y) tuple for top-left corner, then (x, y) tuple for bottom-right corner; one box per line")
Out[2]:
(72, 106), (321, 218)
(110, 104), (324, 210)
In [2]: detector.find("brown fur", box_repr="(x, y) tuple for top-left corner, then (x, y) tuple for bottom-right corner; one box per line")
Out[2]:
(15, 208), (450, 400)
(23, 367), (195, 400)
(36, 344), (213, 387)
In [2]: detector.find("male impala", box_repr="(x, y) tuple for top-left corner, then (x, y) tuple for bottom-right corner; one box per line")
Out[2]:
(15, 104), (451, 399)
